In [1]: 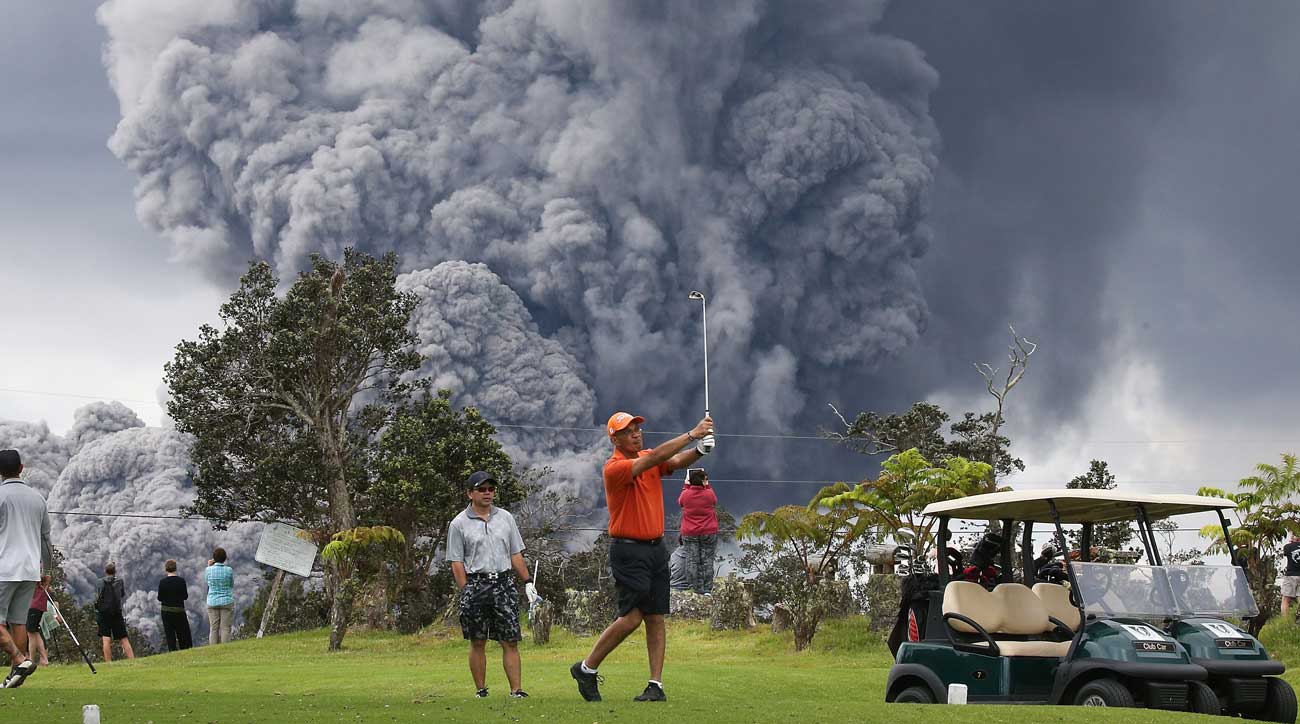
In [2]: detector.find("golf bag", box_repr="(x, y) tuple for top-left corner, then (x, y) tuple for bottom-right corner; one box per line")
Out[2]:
(960, 531), (1003, 588)
(888, 571), (941, 657)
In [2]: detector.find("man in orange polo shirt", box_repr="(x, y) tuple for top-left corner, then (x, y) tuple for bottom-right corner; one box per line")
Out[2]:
(570, 411), (715, 703)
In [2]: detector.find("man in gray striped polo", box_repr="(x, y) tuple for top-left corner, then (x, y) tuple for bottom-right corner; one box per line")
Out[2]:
(446, 471), (536, 699)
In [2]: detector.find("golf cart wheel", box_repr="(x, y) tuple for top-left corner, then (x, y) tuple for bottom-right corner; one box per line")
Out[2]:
(1262, 678), (1298, 723)
(1074, 679), (1135, 708)
(894, 685), (936, 704)
(1188, 681), (1221, 715)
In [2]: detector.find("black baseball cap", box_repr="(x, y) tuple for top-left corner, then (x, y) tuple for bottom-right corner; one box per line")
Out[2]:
(465, 471), (497, 490)
(0, 450), (20, 478)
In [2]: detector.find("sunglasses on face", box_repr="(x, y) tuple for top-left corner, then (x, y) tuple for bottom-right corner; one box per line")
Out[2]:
(472, 486), (496, 493)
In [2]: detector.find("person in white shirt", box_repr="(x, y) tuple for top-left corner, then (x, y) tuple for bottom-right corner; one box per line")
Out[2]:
(0, 450), (52, 689)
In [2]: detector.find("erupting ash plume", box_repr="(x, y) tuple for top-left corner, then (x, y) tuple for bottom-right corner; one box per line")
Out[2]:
(99, 0), (941, 467)
(0, 419), (69, 497)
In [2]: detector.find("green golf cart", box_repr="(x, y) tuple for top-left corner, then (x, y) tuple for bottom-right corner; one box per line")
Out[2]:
(885, 489), (1295, 721)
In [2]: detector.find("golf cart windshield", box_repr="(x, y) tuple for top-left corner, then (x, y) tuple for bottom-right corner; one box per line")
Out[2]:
(1070, 562), (1259, 619)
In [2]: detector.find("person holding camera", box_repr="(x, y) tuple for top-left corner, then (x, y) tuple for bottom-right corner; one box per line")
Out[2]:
(570, 411), (714, 703)
(678, 469), (719, 594)
(446, 471), (535, 699)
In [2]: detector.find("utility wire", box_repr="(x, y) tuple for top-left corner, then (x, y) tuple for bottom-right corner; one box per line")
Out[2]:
(5, 386), (1298, 446)
(45, 509), (1216, 534)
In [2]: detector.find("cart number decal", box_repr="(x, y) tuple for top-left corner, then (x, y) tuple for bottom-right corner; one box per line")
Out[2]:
(1121, 624), (1164, 641)
(1202, 622), (1245, 639)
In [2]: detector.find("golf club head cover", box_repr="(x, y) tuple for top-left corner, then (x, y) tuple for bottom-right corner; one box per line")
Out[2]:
(696, 434), (715, 455)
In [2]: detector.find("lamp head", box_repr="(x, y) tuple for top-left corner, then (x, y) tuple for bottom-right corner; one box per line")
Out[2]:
(688, 290), (705, 301)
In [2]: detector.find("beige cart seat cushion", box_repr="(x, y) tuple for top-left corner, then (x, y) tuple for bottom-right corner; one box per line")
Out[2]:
(1033, 582), (1082, 632)
(942, 581), (1002, 633)
(943, 581), (1071, 658)
(992, 583), (1050, 635)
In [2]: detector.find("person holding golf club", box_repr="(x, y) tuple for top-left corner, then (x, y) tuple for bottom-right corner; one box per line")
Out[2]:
(446, 471), (535, 699)
(0, 449), (53, 689)
(570, 411), (715, 703)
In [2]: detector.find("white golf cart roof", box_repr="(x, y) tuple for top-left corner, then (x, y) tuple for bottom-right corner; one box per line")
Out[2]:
(922, 488), (1236, 524)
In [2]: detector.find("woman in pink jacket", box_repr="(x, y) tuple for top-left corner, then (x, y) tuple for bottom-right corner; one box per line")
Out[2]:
(678, 468), (719, 594)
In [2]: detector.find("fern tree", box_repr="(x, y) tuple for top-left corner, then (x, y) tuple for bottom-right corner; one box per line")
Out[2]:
(1198, 453), (1300, 633)
(813, 449), (992, 567)
(737, 496), (874, 651)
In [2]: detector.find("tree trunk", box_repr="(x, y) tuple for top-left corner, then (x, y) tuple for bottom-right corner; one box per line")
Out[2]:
(792, 615), (819, 651)
(327, 559), (354, 651)
(771, 603), (792, 633)
(324, 431), (357, 652)
(257, 569), (287, 638)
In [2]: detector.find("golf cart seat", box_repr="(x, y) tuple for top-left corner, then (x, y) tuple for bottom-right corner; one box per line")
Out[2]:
(1033, 582), (1081, 632)
(942, 581), (1072, 657)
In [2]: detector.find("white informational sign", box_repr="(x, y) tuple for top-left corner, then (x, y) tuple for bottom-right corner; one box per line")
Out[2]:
(254, 522), (319, 577)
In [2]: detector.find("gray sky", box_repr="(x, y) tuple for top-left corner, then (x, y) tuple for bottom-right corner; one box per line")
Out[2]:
(3, 1), (1299, 524)
(1, 1), (221, 430)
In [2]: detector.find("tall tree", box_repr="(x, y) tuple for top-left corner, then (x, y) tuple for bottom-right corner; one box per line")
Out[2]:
(1066, 460), (1133, 551)
(971, 325), (1036, 490)
(165, 249), (421, 650)
(826, 402), (950, 460)
(827, 402), (1023, 480)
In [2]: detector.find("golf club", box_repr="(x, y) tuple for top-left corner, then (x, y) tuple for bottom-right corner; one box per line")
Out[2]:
(42, 586), (96, 674)
(687, 290), (709, 418)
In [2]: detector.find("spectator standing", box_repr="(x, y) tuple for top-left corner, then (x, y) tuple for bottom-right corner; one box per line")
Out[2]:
(446, 471), (536, 699)
(1282, 533), (1300, 620)
(678, 469), (719, 594)
(205, 548), (235, 644)
(669, 539), (690, 591)
(158, 559), (193, 651)
(94, 563), (134, 661)
(0, 449), (53, 688)
(25, 575), (55, 666)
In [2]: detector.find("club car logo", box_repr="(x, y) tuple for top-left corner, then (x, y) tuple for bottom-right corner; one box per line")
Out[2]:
(1121, 624), (1175, 653)
(1202, 622), (1245, 639)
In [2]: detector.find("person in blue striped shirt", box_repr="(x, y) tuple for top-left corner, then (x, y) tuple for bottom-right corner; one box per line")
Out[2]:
(204, 548), (235, 644)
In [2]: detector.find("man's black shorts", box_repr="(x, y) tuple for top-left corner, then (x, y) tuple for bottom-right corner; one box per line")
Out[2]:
(610, 538), (670, 617)
(25, 608), (43, 632)
(458, 575), (521, 642)
(96, 609), (128, 640)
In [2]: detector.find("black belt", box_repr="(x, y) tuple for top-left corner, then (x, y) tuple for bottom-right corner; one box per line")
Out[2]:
(611, 537), (662, 546)
(466, 571), (511, 580)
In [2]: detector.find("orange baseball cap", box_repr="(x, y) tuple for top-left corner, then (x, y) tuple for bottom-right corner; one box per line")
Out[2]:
(607, 411), (645, 436)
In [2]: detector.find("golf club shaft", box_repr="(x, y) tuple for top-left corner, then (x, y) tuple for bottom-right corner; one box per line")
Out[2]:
(701, 296), (709, 418)
(43, 587), (96, 674)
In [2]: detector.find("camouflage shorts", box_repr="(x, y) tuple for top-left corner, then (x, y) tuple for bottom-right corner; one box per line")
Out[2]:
(459, 575), (521, 642)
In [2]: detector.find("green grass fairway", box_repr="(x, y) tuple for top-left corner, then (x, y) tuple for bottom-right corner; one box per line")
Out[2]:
(2, 617), (1295, 722)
